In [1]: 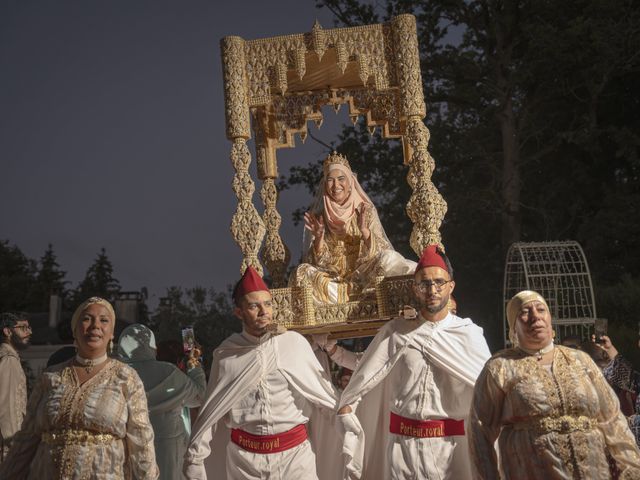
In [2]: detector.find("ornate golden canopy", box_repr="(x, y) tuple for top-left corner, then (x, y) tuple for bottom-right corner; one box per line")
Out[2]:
(220, 14), (447, 335)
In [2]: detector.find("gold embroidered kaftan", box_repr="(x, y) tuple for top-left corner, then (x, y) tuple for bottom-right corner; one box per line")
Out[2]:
(0, 359), (159, 480)
(290, 215), (415, 304)
(469, 345), (640, 480)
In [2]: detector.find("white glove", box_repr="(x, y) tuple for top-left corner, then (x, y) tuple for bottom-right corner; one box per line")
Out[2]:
(337, 411), (362, 437)
(338, 412), (364, 478)
(184, 462), (207, 480)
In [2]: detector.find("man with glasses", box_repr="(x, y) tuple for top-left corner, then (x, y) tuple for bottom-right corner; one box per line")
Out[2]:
(183, 267), (342, 480)
(0, 312), (31, 464)
(337, 245), (491, 479)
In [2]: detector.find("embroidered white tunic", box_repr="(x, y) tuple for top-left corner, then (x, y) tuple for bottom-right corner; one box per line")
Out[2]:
(338, 313), (491, 480)
(184, 330), (342, 480)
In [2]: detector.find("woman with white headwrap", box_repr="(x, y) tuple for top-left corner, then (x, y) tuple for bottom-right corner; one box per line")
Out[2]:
(289, 151), (416, 304)
(117, 324), (206, 480)
(469, 290), (640, 479)
(0, 297), (159, 479)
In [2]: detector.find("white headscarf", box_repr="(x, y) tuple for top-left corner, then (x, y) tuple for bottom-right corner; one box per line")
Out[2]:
(71, 297), (115, 332)
(322, 163), (372, 235)
(506, 290), (550, 346)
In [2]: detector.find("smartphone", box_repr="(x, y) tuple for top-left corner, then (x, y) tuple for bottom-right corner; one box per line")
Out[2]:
(181, 326), (196, 354)
(594, 318), (608, 344)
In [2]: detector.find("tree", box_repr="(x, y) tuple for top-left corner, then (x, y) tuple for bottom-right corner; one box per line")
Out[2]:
(0, 239), (37, 312)
(73, 248), (121, 305)
(150, 286), (239, 370)
(280, 0), (640, 349)
(30, 244), (68, 311)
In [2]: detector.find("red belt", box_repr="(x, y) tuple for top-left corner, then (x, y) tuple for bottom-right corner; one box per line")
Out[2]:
(390, 412), (465, 438)
(230, 424), (307, 454)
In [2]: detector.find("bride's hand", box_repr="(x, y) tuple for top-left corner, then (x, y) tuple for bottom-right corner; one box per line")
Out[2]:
(305, 212), (327, 255)
(356, 204), (371, 240)
(304, 211), (325, 240)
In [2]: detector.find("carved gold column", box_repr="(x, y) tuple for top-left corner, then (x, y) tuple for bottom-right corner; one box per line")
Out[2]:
(222, 35), (266, 274)
(253, 109), (291, 287)
(405, 119), (446, 252)
(392, 14), (447, 253)
(260, 177), (291, 287)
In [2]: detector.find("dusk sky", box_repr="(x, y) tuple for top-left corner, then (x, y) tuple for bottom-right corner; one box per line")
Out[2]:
(1, 1), (358, 307)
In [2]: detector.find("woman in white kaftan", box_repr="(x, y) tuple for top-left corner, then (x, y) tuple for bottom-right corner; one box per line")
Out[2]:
(0, 297), (158, 480)
(469, 290), (640, 479)
(117, 324), (206, 480)
(288, 152), (416, 304)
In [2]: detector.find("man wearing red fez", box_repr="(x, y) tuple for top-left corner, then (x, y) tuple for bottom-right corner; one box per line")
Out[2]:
(183, 267), (342, 480)
(337, 245), (491, 479)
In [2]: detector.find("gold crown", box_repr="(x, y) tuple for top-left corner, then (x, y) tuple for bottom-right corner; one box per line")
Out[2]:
(322, 151), (351, 175)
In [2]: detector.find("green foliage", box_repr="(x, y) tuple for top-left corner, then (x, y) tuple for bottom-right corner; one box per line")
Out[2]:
(0, 239), (37, 312)
(149, 286), (239, 370)
(294, 0), (640, 352)
(31, 244), (69, 311)
(72, 247), (121, 305)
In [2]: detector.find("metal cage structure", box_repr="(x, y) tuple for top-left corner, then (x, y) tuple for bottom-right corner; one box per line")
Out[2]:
(503, 241), (600, 346)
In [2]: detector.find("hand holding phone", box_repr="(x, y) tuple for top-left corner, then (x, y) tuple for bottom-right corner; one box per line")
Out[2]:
(594, 318), (608, 344)
(182, 326), (202, 369)
(182, 326), (196, 353)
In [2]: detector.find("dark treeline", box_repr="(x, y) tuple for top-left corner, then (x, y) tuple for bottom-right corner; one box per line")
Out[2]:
(2, 0), (638, 360)
(281, 0), (640, 356)
(0, 240), (238, 362)
(1, 240), (123, 314)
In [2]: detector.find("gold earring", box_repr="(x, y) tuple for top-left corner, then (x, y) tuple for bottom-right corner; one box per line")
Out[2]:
(108, 339), (114, 354)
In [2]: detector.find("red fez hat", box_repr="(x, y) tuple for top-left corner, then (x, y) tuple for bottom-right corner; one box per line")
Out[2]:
(415, 245), (449, 274)
(233, 266), (270, 301)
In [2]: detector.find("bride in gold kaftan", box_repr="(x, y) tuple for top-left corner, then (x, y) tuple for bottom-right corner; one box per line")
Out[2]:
(289, 152), (416, 304)
(469, 291), (640, 479)
(0, 297), (158, 480)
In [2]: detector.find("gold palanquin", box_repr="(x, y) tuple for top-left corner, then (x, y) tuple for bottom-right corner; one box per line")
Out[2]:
(220, 14), (447, 336)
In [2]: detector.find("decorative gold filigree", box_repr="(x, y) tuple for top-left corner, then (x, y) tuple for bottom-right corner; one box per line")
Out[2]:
(220, 15), (448, 334)
(322, 151), (350, 175)
(272, 285), (314, 327)
(220, 36), (250, 140)
(230, 138), (265, 274)
(405, 117), (446, 254)
(358, 54), (371, 86)
(274, 61), (288, 94)
(336, 39), (348, 74)
(295, 48), (306, 80)
(311, 20), (327, 61)
(260, 178), (290, 287)
(391, 14), (426, 118)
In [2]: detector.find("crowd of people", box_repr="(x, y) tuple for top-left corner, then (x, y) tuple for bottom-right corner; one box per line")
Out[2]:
(1, 152), (640, 478)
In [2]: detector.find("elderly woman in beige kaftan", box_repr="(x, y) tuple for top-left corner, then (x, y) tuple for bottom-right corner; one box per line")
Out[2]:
(0, 297), (158, 480)
(289, 152), (416, 304)
(469, 290), (640, 479)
